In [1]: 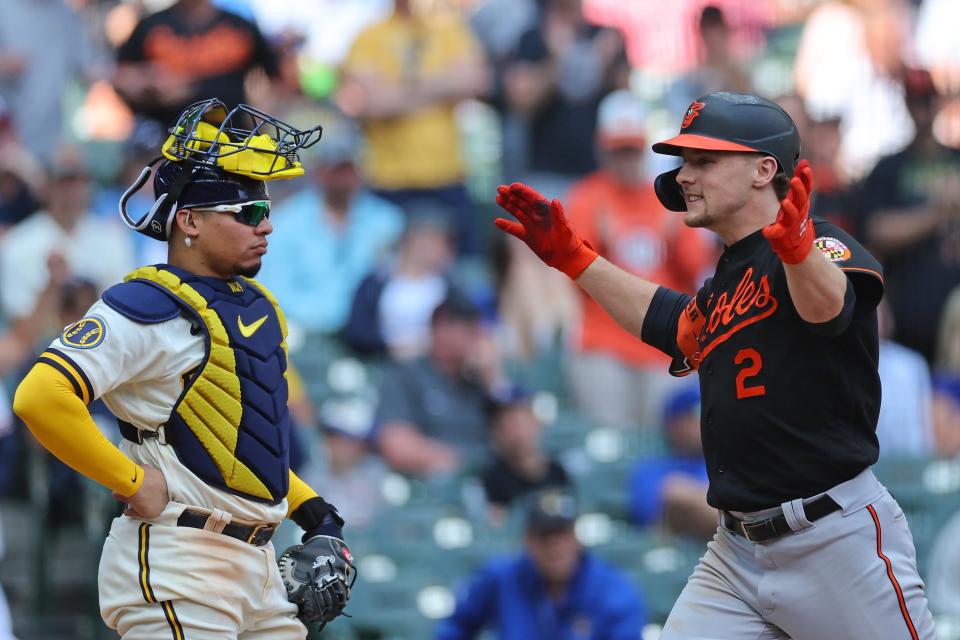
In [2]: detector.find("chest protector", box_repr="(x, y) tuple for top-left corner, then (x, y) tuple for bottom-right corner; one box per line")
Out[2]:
(114, 265), (290, 504)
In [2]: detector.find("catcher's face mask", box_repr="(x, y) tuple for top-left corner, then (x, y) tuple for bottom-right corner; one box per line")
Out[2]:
(119, 99), (322, 241)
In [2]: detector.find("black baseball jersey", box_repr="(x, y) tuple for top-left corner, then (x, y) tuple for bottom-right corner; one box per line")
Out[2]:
(642, 219), (885, 512)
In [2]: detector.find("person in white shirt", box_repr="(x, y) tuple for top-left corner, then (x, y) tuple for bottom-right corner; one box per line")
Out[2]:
(0, 148), (133, 321)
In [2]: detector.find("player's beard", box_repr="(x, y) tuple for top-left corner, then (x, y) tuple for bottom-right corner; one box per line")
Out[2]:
(236, 261), (262, 278)
(683, 205), (713, 229)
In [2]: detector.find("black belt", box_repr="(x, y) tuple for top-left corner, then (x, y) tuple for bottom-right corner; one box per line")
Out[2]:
(119, 420), (165, 445)
(721, 495), (841, 543)
(177, 509), (278, 547)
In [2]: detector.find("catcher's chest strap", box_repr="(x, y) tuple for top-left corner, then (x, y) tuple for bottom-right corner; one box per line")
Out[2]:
(177, 509), (278, 546)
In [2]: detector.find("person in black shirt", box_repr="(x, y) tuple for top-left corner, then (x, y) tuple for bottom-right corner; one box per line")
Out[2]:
(113, 0), (278, 128)
(494, 92), (935, 639)
(504, 0), (629, 192)
(861, 68), (960, 363)
(481, 385), (569, 520)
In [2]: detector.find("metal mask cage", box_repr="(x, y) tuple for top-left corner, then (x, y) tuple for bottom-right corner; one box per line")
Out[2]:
(164, 99), (323, 177)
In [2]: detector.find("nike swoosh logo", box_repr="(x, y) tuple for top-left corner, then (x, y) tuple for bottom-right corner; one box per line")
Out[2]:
(237, 314), (268, 338)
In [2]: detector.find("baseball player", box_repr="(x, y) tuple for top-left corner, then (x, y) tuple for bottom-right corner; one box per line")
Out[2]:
(13, 100), (354, 639)
(495, 92), (937, 639)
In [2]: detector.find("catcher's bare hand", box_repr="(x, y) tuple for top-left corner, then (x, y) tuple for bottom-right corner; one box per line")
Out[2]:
(114, 465), (169, 519)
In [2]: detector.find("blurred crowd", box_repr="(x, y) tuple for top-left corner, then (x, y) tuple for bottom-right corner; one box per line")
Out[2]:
(1, 0), (960, 637)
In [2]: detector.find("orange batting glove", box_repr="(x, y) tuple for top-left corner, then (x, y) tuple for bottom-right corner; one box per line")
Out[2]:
(762, 159), (815, 265)
(494, 183), (598, 279)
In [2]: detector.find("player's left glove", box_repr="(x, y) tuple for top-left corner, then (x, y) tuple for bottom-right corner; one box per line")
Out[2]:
(278, 535), (355, 632)
(762, 159), (815, 265)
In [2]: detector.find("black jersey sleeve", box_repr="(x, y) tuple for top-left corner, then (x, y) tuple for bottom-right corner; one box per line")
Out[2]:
(641, 284), (713, 377)
(811, 219), (884, 309)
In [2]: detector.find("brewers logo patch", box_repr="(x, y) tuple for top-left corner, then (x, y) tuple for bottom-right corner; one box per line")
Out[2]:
(815, 237), (851, 262)
(60, 316), (106, 349)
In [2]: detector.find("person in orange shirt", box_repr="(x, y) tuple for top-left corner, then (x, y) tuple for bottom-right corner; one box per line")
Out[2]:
(565, 90), (716, 429)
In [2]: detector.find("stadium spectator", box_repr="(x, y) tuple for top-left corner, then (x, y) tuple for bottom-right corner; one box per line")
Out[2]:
(374, 292), (503, 476)
(342, 211), (456, 359)
(337, 0), (490, 255)
(436, 488), (646, 640)
(565, 90), (713, 429)
(932, 286), (960, 458)
(300, 398), (387, 531)
(0, 0), (101, 161)
(861, 68), (960, 364)
(113, 0), (279, 128)
(628, 385), (714, 540)
(875, 299), (935, 457)
(256, 122), (404, 336)
(242, 0), (390, 101)
(668, 5), (751, 111)
(793, 0), (914, 178)
(0, 141), (42, 234)
(915, 0), (960, 97)
(505, 0), (629, 198)
(492, 231), (579, 361)
(0, 148), (134, 322)
(481, 385), (569, 519)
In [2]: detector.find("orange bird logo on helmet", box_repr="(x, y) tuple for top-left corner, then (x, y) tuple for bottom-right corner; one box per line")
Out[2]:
(681, 101), (706, 129)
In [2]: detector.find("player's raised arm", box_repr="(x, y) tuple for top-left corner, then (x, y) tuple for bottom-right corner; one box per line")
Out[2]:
(495, 183), (661, 339)
(762, 161), (849, 326)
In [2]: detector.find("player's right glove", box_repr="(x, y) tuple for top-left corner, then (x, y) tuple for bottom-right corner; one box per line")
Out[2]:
(495, 183), (598, 279)
(762, 159), (815, 265)
(278, 535), (355, 632)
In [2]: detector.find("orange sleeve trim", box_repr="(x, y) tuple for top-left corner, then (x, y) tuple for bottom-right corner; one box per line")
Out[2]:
(676, 297), (706, 367)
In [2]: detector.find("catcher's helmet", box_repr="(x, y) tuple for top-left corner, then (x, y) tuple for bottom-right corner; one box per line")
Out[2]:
(120, 99), (322, 241)
(651, 92), (800, 212)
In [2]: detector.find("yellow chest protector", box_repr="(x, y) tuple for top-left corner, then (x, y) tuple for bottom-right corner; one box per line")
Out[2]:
(116, 265), (291, 504)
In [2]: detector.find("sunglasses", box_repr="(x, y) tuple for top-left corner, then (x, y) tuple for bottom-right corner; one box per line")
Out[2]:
(194, 200), (271, 227)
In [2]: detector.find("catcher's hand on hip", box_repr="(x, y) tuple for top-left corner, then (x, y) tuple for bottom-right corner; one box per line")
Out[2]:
(763, 160), (815, 265)
(113, 465), (168, 519)
(494, 183), (598, 279)
(278, 535), (355, 631)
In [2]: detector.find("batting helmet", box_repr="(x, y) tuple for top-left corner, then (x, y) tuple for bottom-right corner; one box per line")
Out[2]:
(651, 92), (800, 212)
(119, 99), (322, 241)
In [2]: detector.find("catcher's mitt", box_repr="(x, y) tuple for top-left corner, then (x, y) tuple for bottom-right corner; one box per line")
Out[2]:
(278, 535), (356, 631)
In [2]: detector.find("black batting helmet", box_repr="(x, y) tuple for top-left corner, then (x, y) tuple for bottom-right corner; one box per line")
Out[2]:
(652, 92), (801, 212)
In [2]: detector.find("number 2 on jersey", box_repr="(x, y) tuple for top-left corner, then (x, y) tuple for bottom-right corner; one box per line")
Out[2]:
(734, 348), (766, 399)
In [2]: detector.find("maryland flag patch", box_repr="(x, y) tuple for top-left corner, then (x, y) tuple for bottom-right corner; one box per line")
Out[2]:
(815, 236), (851, 262)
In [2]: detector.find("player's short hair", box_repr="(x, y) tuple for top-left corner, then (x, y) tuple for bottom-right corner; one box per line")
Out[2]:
(773, 171), (790, 201)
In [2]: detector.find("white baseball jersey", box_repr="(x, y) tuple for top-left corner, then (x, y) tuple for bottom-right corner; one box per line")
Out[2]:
(50, 299), (288, 524)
